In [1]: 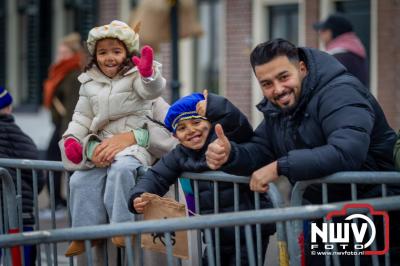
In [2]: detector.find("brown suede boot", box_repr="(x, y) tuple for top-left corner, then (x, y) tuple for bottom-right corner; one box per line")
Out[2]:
(64, 240), (102, 257)
(111, 235), (136, 248)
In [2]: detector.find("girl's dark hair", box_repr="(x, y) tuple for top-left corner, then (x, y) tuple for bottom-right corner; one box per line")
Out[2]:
(84, 38), (140, 75)
(250, 38), (299, 71)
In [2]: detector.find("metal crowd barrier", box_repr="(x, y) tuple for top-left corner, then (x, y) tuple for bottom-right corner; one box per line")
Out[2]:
(288, 171), (400, 266)
(181, 171), (287, 266)
(0, 158), (69, 266)
(0, 159), (286, 266)
(0, 196), (400, 266)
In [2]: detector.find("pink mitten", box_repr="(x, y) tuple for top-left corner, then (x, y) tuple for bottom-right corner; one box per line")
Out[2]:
(132, 45), (154, 78)
(64, 138), (83, 164)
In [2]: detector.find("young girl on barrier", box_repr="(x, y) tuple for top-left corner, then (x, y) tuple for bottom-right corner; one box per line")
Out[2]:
(59, 20), (176, 257)
(128, 90), (275, 265)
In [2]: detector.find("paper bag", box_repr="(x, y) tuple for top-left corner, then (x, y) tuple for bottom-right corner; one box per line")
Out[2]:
(141, 193), (189, 259)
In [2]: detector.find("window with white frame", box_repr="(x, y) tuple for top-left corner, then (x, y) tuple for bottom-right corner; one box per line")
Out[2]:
(266, 4), (299, 44)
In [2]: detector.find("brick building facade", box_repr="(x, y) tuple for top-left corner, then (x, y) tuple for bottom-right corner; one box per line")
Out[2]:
(3, 0), (400, 130)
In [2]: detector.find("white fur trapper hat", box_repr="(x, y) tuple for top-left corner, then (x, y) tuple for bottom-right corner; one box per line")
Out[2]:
(86, 20), (139, 55)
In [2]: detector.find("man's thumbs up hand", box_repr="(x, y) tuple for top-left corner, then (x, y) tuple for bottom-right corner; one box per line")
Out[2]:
(206, 124), (231, 170)
(215, 123), (229, 145)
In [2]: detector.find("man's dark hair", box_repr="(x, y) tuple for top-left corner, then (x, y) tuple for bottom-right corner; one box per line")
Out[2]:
(250, 38), (299, 71)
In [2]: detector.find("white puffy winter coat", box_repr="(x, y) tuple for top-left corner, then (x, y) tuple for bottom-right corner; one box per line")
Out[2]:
(61, 62), (175, 170)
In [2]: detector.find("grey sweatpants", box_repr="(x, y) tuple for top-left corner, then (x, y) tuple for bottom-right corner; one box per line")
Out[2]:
(69, 156), (141, 227)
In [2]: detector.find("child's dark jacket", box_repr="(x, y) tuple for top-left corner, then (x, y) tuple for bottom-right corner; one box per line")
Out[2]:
(128, 94), (273, 216)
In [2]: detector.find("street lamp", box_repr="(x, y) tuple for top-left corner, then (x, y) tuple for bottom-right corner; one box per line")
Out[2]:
(170, 0), (180, 102)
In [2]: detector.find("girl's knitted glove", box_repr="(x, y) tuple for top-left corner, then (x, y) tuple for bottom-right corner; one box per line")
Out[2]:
(64, 138), (83, 164)
(132, 45), (154, 78)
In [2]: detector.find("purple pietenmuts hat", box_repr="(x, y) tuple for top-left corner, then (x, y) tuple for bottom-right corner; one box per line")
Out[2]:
(164, 93), (206, 132)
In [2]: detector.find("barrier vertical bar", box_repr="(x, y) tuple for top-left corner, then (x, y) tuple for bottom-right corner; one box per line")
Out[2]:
(321, 183), (331, 266)
(65, 171), (74, 266)
(350, 183), (361, 266)
(174, 180), (180, 201)
(32, 169), (42, 266)
(213, 181), (220, 266)
(381, 184), (390, 266)
(384, 215), (390, 266)
(233, 183), (240, 266)
(16, 169), (24, 266)
(165, 232), (174, 266)
(254, 192), (262, 266)
(48, 171), (58, 266)
(268, 184), (289, 266)
(205, 229), (215, 266)
(65, 171), (71, 226)
(16, 168), (25, 266)
(44, 243), (52, 266)
(102, 239), (109, 266)
(48, 171), (56, 225)
(119, 242), (125, 265)
(16, 169), (23, 232)
(135, 233), (142, 266)
(245, 225), (256, 266)
(174, 180), (182, 266)
(125, 236), (134, 266)
(381, 184), (387, 197)
(84, 240), (93, 266)
(5, 247), (13, 266)
(193, 180), (202, 266)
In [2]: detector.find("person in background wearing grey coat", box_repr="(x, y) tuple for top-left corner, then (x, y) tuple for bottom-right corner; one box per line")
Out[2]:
(60, 20), (175, 257)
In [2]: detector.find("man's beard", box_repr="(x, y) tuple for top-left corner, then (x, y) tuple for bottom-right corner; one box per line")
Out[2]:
(279, 102), (298, 115)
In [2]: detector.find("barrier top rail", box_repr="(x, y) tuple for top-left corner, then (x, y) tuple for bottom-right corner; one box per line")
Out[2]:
(0, 160), (283, 207)
(181, 171), (285, 207)
(0, 195), (399, 248)
(181, 171), (250, 183)
(291, 171), (400, 206)
(0, 158), (65, 171)
(292, 171), (400, 186)
(0, 160), (284, 208)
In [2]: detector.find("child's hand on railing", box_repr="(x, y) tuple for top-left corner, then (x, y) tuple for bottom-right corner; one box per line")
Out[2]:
(132, 45), (154, 78)
(64, 138), (83, 164)
(133, 196), (149, 213)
